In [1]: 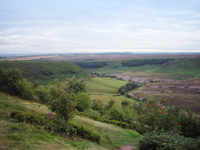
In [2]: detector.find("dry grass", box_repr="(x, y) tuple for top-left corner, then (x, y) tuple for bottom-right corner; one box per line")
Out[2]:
(8, 56), (54, 61)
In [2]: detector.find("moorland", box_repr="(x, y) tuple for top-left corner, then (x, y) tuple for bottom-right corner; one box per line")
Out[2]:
(0, 53), (200, 150)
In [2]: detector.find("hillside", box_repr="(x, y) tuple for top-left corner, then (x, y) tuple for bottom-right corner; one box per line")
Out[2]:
(0, 92), (142, 149)
(0, 61), (90, 85)
(153, 58), (200, 77)
(75, 58), (200, 79)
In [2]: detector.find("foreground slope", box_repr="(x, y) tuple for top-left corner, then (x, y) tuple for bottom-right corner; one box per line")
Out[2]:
(0, 92), (142, 149)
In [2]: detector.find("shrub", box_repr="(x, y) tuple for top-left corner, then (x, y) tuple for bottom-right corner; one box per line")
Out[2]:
(0, 68), (24, 95)
(35, 85), (50, 104)
(15, 79), (34, 100)
(104, 99), (115, 111)
(138, 131), (200, 150)
(121, 100), (130, 108)
(76, 92), (91, 112)
(178, 108), (200, 138)
(109, 105), (123, 121)
(92, 100), (104, 115)
(138, 100), (181, 132)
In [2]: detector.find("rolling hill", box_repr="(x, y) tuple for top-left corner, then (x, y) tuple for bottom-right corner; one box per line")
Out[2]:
(0, 61), (90, 85)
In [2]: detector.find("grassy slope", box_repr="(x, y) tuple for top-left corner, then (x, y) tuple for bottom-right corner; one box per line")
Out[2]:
(85, 64), (163, 74)
(81, 58), (200, 80)
(0, 92), (141, 149)
(0, 61), (90, 85)
(85, 77), (139, 105)
(153, 58), (200, 78)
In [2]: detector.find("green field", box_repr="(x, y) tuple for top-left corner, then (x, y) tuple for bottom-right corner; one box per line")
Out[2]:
(85, 77), (128, 94)
(85, 77), (139, 105)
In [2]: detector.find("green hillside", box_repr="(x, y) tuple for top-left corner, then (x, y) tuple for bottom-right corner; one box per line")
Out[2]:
(74, 58), (175, 74)
(0, 92), (141, 149)
(0, 61), (90, 84)
(153, 58), (200, 78)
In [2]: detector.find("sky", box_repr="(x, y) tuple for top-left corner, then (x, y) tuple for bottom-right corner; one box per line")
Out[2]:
(0, 0), (200, 54)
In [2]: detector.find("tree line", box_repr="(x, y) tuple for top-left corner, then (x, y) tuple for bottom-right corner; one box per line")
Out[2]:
(73, 61), (108, 68)
(121, 58), (174, 67)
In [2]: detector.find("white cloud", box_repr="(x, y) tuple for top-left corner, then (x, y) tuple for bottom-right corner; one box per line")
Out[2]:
(0, 0), (200, 54)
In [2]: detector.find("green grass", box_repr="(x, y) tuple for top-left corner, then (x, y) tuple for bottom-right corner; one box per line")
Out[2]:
(0, 119), (95, 150)
(154, 58), (200, 78)
(86, 79), (118, 94)
(85, 77), (128, 94)
(85, 77), (139, 105)
(90, 77), (128, 89)
(90, 94), (139, 106)
(0, 93), (100, 150)
(75, 116), (142, 148)
(0, 92), (141, 149)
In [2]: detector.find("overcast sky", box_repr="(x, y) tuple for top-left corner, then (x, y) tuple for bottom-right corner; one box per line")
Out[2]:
(0, 0), (200, 54)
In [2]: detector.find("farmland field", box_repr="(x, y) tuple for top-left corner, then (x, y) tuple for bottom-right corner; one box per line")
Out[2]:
(85, 77), (139, 105)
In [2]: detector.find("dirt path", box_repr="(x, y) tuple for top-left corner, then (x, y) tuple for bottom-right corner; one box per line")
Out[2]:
(118, 145), (138, 150)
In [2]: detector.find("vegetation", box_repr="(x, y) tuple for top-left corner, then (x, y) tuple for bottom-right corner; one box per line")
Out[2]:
(121, 58), (174, 67)
(74, 61), (108, 68)
(0, 68), (34, 100)
(1, 56), (200, 149)
(138, 131), (200, 150)
(0, 61), (90, 85)
(154, 58), (200, 77)
(118, 81), (141, 95)
(48, 77), (90, 125)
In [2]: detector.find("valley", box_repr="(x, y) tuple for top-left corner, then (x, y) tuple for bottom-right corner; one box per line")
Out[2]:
(0, 53), (200, 149)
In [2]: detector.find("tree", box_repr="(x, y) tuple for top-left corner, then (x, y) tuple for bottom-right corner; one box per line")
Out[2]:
(15, 79), (34, 100)
(104, 99), (115, 111)
(49, 77), (89, 124)
(92, 99), (104, 115)
(0, 68), (24, 95)
(76, 92), (91, 112)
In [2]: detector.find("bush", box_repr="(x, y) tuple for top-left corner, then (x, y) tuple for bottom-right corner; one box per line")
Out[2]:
(121, 100), (130, 108)
(138, 100), (181, 132)
(92, 100), (104, 115)
(178, 108), (200, 138)
(35, 85), (50, 104)
(15, 79), (34, 100)
(104, 99), (115, 111)
(138, 131), (200, 150)
(0, 68), (24, 95)
(109, 105), (124, 121)
(76, 92), (91, 112)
